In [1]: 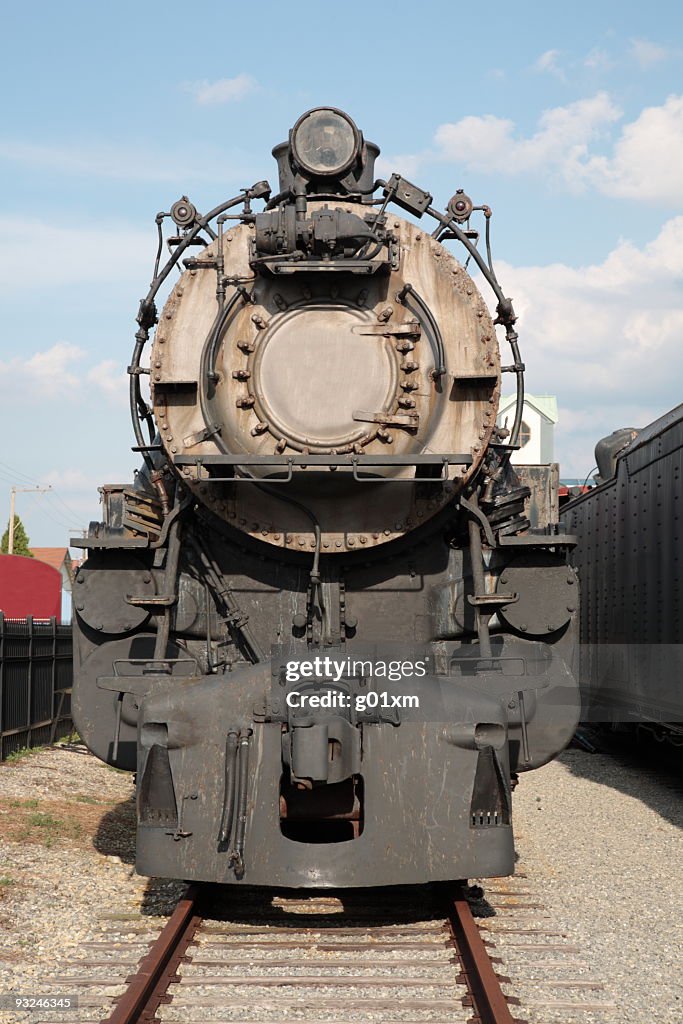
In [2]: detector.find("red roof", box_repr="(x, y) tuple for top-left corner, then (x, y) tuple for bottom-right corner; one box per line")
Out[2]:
(29, 548), (71, 573)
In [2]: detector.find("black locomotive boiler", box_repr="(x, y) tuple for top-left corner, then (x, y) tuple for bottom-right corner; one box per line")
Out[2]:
(72, 108), (580, 887)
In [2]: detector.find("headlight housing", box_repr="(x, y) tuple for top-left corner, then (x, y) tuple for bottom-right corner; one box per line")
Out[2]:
(291, 107), (361, 178)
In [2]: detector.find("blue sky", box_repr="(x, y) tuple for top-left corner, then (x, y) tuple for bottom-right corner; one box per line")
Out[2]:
(1, 0), (682, 545)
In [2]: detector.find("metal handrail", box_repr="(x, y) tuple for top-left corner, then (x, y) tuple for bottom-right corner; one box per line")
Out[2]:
(173, 452), (471, 484)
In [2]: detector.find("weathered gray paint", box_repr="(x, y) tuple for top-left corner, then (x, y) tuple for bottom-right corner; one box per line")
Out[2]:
(71, 107), (581, 888)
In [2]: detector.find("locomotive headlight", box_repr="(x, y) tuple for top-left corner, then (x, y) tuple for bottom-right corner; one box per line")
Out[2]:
(291, 107), (361, 178)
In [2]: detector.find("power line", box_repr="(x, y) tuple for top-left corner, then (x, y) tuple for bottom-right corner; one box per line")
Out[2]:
(34, 492), (83, 532)
(46, 487), (85, 524)
(6, 485), (52, 553)
(21, 490), (80, 535)
(0, 465), (29, 486)
(0, 459), (88, 525)
(0, 460), (40, 487)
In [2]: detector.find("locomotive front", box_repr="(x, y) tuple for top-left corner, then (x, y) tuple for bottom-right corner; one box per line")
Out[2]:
(72, 108), (581, 887)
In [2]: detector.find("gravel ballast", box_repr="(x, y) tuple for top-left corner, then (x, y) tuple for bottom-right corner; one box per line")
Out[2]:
(0, 745), (184, 1023)
(504, 745), (682, 1023)
(0, 742), (680, 1023)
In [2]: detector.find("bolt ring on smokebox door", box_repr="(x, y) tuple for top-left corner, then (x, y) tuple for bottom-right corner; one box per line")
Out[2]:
(157, 214), (501, 550)
(235, 298), (403, 452)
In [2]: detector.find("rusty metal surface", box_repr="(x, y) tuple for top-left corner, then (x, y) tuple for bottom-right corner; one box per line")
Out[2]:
(102, 884), (202, 1024)
(513, 463), (559, 529)
(153, 208), (500, 554)
(98, 885), (525, 1024)
(446, 884), (521, 1024)
(57, 879), (614, 1024)
(72, 106), (581, 895)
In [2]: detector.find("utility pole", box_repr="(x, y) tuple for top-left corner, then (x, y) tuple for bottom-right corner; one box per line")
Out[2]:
(8, 485), (52, 554)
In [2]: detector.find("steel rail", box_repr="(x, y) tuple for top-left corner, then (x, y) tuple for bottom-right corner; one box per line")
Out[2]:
(101, 882), (522, 1024)
(101, 884), (203, 1024)
(446, 883), (521, 1024)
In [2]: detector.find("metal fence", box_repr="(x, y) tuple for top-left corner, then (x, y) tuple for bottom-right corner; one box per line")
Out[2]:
(0, 614), (74, 761)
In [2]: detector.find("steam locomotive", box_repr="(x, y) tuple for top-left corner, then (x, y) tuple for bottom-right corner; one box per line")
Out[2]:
(72, 108), (580, 887)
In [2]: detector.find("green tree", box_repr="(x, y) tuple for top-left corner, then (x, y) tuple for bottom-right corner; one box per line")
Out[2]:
(1, 516), (34, 556)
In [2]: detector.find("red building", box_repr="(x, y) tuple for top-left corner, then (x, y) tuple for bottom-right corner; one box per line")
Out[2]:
(0, 554), (62, 621)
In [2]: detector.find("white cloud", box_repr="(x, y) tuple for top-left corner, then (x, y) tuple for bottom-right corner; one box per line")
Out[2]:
(434, 114), (515, 170)
(0, 342), (84, 398)
(0, 139), (161, 181)
(0, 139), (251, 184)
(375, 150), (427, 181)
(581, 95), (683, 203)
(187, 73), (257, 105)
(491, 216), (683, 475)
(43, 468), (100, 491)
(24, 342), (84, 394)
(87, 359), (128, 402)
(0, 217), (150, 292)
(583, 48), (614, 72)
(630, 38), (670, 69)
(414, 94), (683, 205)
(0, 359), (139, 544)
(0, 343), (128, 404)
(434, 93), (621, 182)
(533, 49), (565, 80)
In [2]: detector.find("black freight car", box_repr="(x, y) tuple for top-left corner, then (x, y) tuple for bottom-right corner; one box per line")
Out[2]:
(561, 404), (683, 744)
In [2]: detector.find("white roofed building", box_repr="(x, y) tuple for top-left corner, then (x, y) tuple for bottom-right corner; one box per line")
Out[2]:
(497, 394), (558, 465)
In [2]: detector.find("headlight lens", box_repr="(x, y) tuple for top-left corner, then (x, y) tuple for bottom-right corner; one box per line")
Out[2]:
(291, 107), (360, 178)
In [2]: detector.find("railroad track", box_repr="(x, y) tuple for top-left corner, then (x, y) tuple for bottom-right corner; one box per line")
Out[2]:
(91, 883), (520, 1024)
(45, 878), (616, 1023)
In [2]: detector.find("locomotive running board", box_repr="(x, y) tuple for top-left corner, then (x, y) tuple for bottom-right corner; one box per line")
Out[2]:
(173, 452), (472, 484)
(172, 453), (472, 466)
